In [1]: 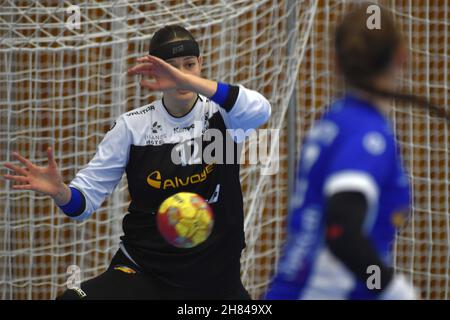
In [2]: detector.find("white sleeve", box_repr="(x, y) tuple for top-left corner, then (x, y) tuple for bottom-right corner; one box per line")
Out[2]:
(218, 85), (271, 143)
(68, 115), (132, 221)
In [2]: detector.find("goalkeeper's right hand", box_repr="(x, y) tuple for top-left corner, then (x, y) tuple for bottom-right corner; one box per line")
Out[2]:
(3, 147), (71, 205)
(379, 274), (419, 300)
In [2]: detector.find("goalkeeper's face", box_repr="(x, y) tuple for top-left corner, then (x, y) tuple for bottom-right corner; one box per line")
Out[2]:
(165, 55), (203, 100)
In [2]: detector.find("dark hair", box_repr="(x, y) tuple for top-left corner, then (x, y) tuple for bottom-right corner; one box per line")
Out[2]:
(150, 25), (197, 51)
(335, 2), (448, 120)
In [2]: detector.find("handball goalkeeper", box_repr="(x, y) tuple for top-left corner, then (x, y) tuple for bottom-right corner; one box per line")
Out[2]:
(4, 25), (271, 300)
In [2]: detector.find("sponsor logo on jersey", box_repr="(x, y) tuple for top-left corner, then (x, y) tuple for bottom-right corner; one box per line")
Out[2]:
(126, 105), (155, 117)
(363, 131), (386, 155)
(173, 123), (195, 133)
(146, 121), (167, 145)
(152, 121), (162, 133)
(147, 171), (162, 188)
(146, 163), (215, 190)
(279, 207), (321, 280)
(308, 120), (339, 145)
(114, 265), (137, 274)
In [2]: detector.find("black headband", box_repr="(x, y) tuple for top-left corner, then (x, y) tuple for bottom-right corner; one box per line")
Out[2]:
(149, 40), (200, 60)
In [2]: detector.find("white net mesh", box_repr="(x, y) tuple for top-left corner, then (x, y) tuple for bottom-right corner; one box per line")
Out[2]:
(0, 0), (449, 299)
(390, 0), (450, 300)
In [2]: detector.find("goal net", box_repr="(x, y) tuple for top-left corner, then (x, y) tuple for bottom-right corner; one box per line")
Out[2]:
(0, 0), (448, 299)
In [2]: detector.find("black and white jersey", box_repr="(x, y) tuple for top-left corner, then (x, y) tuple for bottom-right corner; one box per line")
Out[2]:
(68, 84), (271, 290)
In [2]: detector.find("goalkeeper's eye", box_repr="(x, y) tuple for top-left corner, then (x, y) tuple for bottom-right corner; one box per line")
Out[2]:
(185, 62), (196, 69)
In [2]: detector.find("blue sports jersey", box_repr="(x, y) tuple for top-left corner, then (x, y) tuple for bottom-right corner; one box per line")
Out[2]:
(266, 94), (411, 300)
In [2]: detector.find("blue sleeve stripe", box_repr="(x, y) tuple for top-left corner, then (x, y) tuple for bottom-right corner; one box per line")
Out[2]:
(59, 187), (86, 217)
(210, 82), (229, 106)
(210, 82), (240, 111)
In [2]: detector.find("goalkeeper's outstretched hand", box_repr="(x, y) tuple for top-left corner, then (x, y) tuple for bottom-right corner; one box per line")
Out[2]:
(3, 147), (71, 205)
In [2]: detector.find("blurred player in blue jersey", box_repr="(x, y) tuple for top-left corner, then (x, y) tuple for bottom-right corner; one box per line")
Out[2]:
(266, 3), (421, 299)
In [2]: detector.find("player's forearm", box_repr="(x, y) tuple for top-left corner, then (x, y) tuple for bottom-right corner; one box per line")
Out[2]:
(327, 219), (417, 300)
(181, 73), (218, 98)
(325, 192), (394, 292)
(52, 183), (72, 206)
(327, 226), (394, 290)
(181, 74), (245, 113)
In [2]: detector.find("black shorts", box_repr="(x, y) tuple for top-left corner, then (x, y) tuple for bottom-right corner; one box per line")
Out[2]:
(56, 249), (251, 300)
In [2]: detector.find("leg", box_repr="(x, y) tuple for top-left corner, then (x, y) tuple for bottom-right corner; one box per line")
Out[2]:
(56, 249), (160, 300)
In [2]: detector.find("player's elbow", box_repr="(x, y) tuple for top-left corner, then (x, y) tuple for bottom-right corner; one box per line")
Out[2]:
(251, 94), (271, 128)
(260, 97), (272, 126)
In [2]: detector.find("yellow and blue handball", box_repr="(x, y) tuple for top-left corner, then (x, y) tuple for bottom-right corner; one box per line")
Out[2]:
(156, 192), (214, 248)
